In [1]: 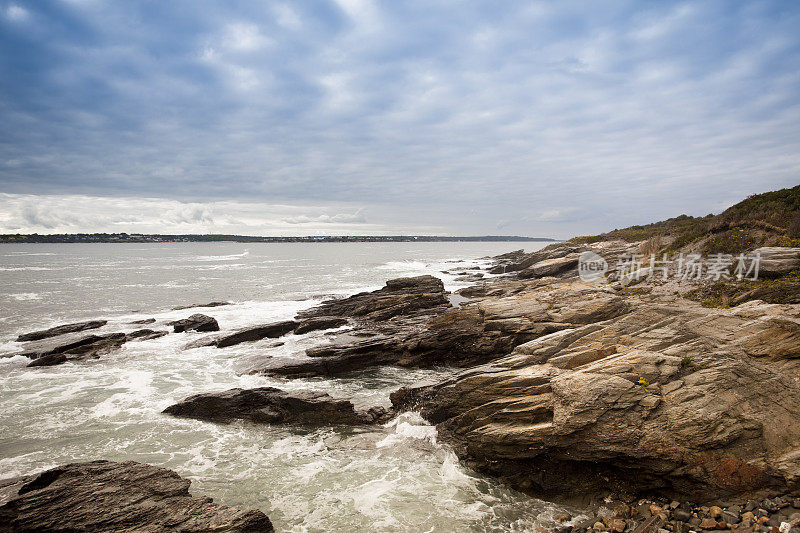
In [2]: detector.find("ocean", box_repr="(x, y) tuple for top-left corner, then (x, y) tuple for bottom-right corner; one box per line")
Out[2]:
(0, 241), (581, 532)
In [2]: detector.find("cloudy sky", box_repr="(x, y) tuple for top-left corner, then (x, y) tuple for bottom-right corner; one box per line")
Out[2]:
(1, 0), (798, 238)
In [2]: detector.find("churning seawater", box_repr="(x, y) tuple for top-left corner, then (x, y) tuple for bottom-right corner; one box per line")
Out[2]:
(0, 242), (581, 532)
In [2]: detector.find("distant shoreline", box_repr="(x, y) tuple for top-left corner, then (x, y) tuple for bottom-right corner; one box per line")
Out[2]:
(0, 234), (558, 244)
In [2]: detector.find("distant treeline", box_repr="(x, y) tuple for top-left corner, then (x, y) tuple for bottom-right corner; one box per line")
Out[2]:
(0, 233), (556, 244)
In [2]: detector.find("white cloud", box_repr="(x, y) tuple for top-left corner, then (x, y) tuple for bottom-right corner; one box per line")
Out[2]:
(222, 23), (272, 52)
(5, 4), (28, 21)
(273, 4), (301, 30)
(283, 209), (366, 224)
(0, 195), (385, 235)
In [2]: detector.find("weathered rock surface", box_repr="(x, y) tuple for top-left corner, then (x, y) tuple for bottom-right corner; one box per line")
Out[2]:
(754, 247), (800, 278)
(164, 387), (390, 425)
(294, 316), (349, 335)
(296, 275), (449, 321)
(256, 276), (629, 378)
(170, 314), (220, 333)
(392, 279), (800, 502)
(518, 254), (580, 279)
(25, 332), (127, 367)
(16, 320), (108, 342)
(127, 328), (170, 341)
(216, 321), (297, 348)
(0, 460), (272, 532)
(20, 327), (169, 367)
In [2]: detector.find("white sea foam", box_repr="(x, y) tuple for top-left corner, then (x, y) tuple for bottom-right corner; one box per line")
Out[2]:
(0, 241), (566, 532)
(190, 250), (250, 262)
(9, 292), (41, 301)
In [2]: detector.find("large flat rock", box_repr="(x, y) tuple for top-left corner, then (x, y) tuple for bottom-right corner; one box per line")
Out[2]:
(16, 320), (108, 342)
(163, 386), (389, 425)
(0, 460), (272, 532)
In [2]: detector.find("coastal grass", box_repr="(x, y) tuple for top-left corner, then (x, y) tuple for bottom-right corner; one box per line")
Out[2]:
(683, 269), (800, 307)
(570, 184), (800, 254)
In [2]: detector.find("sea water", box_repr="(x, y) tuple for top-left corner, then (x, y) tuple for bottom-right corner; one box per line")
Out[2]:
(0, 242), (582, 532)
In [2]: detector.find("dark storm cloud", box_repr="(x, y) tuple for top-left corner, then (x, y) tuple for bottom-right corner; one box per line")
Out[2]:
(0, 0), (798, 237)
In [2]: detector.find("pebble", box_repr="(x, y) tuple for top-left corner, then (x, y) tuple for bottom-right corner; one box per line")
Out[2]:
(651, 504), (664, 516)
(673, 509), (692, 522)
(554, 513), (571, 523)
(699, 517), (718, 529)
(570, 493), (800, 533)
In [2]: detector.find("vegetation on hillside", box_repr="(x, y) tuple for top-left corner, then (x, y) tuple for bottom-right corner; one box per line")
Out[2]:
(571, 184), (800, 254)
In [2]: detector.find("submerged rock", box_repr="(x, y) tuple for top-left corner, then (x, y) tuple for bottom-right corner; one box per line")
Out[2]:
(170, 314), (220, 333)
(128, 317), (156, 325)
(0, 460), (272, 532)
(164, 387), (391, 425)
(16, 320), (108, 342)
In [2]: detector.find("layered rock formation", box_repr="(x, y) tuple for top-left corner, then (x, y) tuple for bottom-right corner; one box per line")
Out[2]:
(0, 460), (272, 532)
(16, 320), (108, 342)
(392, 275), (800, 502)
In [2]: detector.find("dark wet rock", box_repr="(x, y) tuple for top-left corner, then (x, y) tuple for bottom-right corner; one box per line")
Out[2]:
(16, 320), (108, 342)
(171, 301), (232, 311)
(261, 336), (400, 378)
(294, 316), (349, 335)
(128, 318), (156, 325)
(25, 333), (127, 367)
(170, 314), (220, 333)
(127, 329), (169, 341)
(164, 386), (391, 425)
(0, 460), (272, 532)
(216, 321), (297, 348)
(296, 275), (449, 321)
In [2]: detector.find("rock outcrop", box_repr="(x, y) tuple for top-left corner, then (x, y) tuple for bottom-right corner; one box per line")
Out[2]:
(296, 275), (449, 321)
(170, 314), (220, 333)
(215, 321), (297, 348)
(0, 460), (272, 532)
(293, 316), (348, 335)
(254, 278), (626, 377)
(164, 387), (390, 425)
(392, 278), (800, 502)
(25, 332), (127, 367)
(755, 247), (800, 278)
(16, 320), (108, 342)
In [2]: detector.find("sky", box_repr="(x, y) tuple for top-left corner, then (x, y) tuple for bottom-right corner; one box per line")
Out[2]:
(0, 0), (799, 238)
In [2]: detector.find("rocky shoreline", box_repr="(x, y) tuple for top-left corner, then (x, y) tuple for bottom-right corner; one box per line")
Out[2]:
(3, 240), (800, 531)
